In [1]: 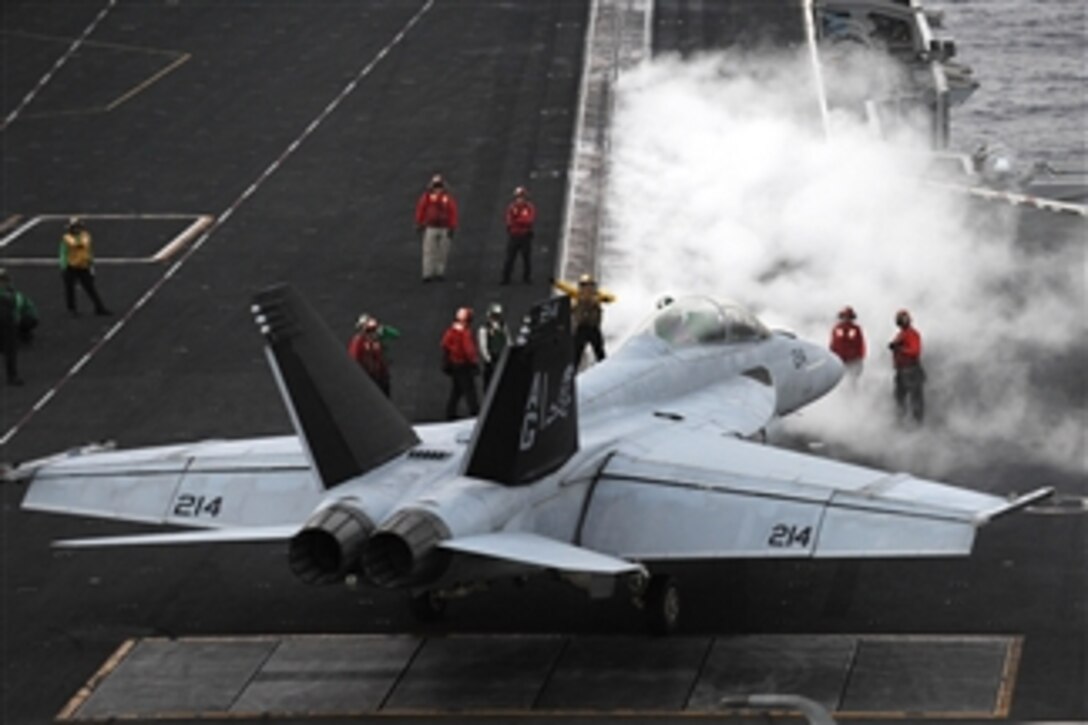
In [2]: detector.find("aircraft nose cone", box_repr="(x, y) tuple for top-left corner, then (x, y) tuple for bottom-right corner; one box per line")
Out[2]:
(801, 340), (844, 401)
(820, 346), (845, 395)
(773, 338), (845, 416)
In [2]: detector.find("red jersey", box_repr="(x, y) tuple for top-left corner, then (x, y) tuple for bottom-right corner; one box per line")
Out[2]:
(890, 326), (922, 368)
(415, 190), (459, 230)
(348, 334), (389, 382)
(505, 199), (536, 236)
(830, 321), (866, 363)
(441, 322), (479, 366)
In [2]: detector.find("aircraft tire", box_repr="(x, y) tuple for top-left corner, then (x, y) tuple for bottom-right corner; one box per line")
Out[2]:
(645, 574), (680, 635)
(409, 590), (447, 621)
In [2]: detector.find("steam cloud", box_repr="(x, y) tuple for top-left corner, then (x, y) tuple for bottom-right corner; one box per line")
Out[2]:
(601, 50), (1085, 482)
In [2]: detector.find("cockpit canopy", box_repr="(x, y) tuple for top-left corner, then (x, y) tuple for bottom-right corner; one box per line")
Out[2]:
(635, 296), (771, 348)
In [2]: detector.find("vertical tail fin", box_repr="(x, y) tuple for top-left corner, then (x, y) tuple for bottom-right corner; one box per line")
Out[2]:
(251, 284), (419, 489)
(462, 296), (578, 485)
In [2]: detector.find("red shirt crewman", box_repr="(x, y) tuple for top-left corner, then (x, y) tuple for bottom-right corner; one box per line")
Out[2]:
(348, 315), (391, 397)
(829, 305), (866, 379)
(440, 306), (480, 420)
(888, 308), (925, 424)
(501, 186), (536, 285)
(415, 174), (459, 282)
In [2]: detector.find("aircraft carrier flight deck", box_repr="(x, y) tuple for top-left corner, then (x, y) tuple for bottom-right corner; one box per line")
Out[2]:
(1, 1), (1084, 723)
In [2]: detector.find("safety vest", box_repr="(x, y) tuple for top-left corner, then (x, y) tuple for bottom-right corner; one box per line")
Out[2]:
(61, 231), (94, 269)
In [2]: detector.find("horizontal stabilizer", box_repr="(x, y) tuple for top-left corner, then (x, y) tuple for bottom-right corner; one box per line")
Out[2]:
(439, 532), (644, 576)
(252, 284), (419, 489)
(54, 525), (298, 549)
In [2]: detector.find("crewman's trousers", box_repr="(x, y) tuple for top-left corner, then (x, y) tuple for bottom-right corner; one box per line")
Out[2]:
(421, 227), (452, 280)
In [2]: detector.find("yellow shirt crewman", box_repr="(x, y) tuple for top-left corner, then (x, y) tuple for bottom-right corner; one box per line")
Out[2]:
(553, 273), (616, 365)
(59, 218), (110, 316)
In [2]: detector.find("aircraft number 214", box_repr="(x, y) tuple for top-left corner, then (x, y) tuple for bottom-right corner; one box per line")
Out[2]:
(172, 494), (223, 518)
(767, 523), (812, 548)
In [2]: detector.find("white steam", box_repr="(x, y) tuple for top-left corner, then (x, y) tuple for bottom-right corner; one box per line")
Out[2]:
(601, 51), (1085, 480)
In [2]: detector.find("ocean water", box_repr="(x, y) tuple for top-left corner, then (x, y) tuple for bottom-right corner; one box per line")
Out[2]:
(934, 0), (1087, 169)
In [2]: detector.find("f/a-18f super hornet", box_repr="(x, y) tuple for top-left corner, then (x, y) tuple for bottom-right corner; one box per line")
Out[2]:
(12, 286), (1051, 632)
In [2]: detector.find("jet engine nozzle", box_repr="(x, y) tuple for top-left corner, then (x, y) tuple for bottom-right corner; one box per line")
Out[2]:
(361, 508), (451, 588)
(288, 503), (374, 585)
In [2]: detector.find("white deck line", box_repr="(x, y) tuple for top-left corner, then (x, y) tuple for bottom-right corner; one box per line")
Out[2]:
(802, 0), (832, 139)
(0, 213), (216, 261)
(0, 1), (437, 448)
(151, 215), (215, 261)
(1, 0), (118, 129)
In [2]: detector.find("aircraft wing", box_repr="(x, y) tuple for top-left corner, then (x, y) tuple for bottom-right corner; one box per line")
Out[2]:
(16, 437), (324, 530)
(578, 427), (1052, 559)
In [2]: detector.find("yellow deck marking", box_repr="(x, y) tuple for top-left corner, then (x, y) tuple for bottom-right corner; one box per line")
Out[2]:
(0, 215), (23, 235)
(106, 53), (191, 111)
(152, 216), (214, 262)
(0, 29), (190, 120)
(57, 638), (136, 721)
(994, 636), (1023, 717)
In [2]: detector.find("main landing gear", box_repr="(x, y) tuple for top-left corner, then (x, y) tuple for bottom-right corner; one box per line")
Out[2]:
(629, 572), (681, 635)
(409, 589), (447, 621)
(407, 574), (682, 635)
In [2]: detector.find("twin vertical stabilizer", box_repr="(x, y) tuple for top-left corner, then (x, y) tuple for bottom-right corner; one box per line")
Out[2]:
(252, 284), (419, 489)
(463, 296), (579, 485)
(252, 286), (577, 490)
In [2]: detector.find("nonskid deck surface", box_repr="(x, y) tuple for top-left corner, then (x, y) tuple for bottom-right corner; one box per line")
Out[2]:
(63, 633), (1019, 720)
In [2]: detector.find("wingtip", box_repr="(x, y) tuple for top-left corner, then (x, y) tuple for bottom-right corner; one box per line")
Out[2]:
(2, 440), (118, 485)
(976, 486), (1056, 524)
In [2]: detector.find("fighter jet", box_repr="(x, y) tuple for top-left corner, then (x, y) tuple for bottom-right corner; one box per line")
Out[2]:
(12, 285), (1051, 633)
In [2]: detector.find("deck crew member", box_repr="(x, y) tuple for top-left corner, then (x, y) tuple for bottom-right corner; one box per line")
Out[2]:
(553, 273), (616, 366)
(888, 308), (925, 423)
(414, 174), (459, 282)
(59, 218), (111, 316)
(348, 314), (392, 397)
(829, 305), (866, 380)
(477, 302), (510, 389)
(0, 269), (24, 385)
(440, 306), (480, 419)
(501, 186), (536, 285)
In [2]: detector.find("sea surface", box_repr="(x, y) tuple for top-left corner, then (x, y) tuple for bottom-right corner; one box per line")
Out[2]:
(935, 0), (1087, 169)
